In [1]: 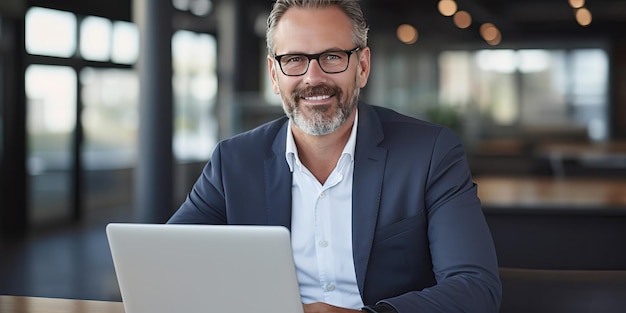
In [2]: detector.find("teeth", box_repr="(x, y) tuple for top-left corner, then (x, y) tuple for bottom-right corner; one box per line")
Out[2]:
(304, 95), (331, 101)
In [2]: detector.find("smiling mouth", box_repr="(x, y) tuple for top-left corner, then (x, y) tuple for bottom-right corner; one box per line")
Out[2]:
(296, 85), (338, 103)
(303, 95), (332, 101)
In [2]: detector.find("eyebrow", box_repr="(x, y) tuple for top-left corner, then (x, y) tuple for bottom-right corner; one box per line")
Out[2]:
(277, 47), (346, 55)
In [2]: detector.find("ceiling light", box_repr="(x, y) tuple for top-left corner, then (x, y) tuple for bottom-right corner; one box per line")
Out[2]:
(479, 23), (501, 45)
(568, 0), (585, 9)
(486, 32), (502, 46)
(480, 23), (499, 41)
(396, 24), (418, 44)
(453, 10), (472, 29)
(575, 7), (592, 26)
(438, 0), (458, 17)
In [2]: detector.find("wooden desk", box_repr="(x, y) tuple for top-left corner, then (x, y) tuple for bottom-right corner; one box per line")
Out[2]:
(475, 176), (626, 210)
(0, 296), (124, 313)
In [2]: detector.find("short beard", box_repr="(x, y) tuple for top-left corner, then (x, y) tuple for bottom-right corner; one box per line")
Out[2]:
(281, 83), (360, 136)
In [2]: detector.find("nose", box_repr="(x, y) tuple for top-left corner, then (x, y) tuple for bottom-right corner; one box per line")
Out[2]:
(303, 59), (327, 84)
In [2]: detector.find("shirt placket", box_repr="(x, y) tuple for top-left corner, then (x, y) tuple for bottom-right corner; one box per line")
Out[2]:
(314, 171), (342, 302)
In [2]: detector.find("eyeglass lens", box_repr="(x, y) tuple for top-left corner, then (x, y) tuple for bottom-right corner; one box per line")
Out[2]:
(280, 51), (350, 76)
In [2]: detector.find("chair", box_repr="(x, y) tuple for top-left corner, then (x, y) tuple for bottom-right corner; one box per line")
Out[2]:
(499, 267), (626, 313)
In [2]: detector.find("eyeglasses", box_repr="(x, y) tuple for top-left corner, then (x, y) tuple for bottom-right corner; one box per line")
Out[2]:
(274, 47), (361, 76)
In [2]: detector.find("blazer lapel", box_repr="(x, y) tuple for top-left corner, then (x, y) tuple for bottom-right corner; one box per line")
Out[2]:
(264, 120), (293, 229)
(262, 108), (387, 293)
(352, 104), (387, 292)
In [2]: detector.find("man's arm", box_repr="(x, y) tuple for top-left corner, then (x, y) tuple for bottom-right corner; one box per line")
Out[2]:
(383, 127), (501, 312)
(167, 144), (227, 224)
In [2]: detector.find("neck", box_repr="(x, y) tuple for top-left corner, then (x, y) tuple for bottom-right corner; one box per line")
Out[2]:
(291, 111), (355, 184)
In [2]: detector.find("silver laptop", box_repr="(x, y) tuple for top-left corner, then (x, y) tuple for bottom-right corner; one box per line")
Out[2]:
(106, 223), (304, 313)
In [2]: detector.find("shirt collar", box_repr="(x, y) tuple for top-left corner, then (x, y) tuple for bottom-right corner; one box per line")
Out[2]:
(285, 109), (359, 172)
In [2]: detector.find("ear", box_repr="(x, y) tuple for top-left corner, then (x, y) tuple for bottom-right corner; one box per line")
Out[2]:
(357, 47), (371, 88)
(267, 55), (280, 94)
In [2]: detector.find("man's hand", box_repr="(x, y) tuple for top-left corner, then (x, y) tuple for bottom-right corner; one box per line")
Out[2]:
(303, 302), (361, 313)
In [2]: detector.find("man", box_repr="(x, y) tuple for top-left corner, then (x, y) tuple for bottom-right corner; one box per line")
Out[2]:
(168, 0), (502, 312)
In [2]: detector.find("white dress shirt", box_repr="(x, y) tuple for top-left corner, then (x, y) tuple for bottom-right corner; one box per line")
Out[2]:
(285, 111), (364, 309)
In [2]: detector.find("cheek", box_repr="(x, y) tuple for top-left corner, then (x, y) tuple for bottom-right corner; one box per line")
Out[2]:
(276, 78), (299, 95)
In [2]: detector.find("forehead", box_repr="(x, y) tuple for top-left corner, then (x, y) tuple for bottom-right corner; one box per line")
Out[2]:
(273, 6), (354, 55)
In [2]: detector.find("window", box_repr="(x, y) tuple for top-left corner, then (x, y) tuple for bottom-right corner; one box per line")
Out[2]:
(26, 7), (76, 57)
(81, 68), (139, 169)
(80, 16), (112, 61)
(24, 6), (141, 225)
(111, 21), (139, 64)
(172, 30), (218, 161)
(438, 48), (609, 141)
(80, 17), (139, 64)
(25, 65), (76, 224)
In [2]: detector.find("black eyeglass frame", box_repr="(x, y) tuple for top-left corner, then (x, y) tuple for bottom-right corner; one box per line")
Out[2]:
(273, 47), (362, 76)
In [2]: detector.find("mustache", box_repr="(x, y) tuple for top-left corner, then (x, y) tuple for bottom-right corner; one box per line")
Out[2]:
(292, 85), (341, 101)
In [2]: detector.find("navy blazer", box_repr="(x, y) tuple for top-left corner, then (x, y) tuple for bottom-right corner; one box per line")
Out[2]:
(168, 103), (502, 312)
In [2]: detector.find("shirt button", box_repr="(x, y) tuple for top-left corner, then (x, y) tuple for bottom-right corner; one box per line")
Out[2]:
(319, 240), (328, 247)
(326, 284), (335, 291)
(319, 192), (325, 198)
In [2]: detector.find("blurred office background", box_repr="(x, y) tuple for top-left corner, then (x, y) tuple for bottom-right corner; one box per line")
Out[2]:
(1, 0), (626, 309)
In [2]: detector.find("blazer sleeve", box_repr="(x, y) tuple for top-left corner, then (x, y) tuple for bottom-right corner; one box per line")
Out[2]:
(167, 144), (228, 224)
(383, 127), (502, 313)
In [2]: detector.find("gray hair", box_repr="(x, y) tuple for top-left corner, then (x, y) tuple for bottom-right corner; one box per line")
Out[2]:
(266, 0), (369, 55)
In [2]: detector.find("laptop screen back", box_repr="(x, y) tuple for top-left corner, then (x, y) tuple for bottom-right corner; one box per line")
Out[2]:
(106, 223), (303, 313)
